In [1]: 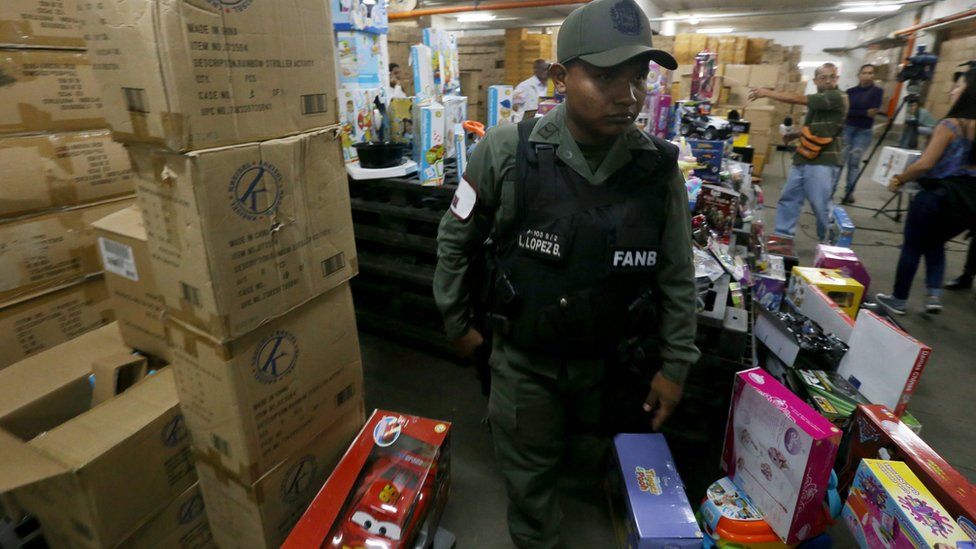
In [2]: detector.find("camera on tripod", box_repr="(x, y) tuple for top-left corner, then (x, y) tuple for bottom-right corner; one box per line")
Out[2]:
(898, 45), (938, 97)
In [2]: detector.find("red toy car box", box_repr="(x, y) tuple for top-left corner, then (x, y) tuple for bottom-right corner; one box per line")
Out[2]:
(837, 405), (976, 533)
(283, 410), (452, 549)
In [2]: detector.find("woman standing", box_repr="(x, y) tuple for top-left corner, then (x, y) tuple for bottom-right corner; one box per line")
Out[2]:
(876, 69), (976, 315)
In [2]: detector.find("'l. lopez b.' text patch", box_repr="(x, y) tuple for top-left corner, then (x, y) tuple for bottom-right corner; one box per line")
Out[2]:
(518, 229), (565, 261)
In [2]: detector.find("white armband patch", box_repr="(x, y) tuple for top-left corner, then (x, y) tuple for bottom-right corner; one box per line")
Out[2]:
(450, 177), (478, 221)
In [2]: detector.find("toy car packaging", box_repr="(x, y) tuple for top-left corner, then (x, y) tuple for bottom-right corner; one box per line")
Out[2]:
(791, 370), (869, 429)
(722, 368), (843, 544)
(606, 433), (704, 548)
(838, 405), (976, 529)
(843, 460), (973, 549)
(283, 410), (452, 549)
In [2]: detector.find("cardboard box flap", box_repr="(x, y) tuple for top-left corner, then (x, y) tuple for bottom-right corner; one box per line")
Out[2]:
(90, 205), (147, 242)
(0, 430), (68, 493)
(29, 369), (179, 469)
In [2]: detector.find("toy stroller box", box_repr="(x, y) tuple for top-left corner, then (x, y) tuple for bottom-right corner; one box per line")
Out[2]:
(843, 460), (972, 549)
(722, 368), (843, 544)
(417, 101), (445, 186)
(607, 433), (703, 548)
(283, 410), (452, 549)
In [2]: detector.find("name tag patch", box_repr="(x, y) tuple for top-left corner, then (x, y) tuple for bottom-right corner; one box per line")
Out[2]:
(518, 229), (564, 260)
(611, 248), (658, 270)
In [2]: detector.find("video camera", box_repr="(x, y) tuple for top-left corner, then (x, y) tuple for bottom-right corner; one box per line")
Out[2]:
(898, 45), (938, 84)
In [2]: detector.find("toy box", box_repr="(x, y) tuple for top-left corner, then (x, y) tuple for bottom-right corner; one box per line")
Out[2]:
(338, 87), (381, 164)
(792, 370), (870, 429)
(689, 139), (725, 182)
(843, 460), (972, 549)
(873, 147), (922, 187)
(335, 32), (359, 87)
(454, 124), (467, 177)
(607, 434), (703, 548)
(411, 44), (436, 101)
(389, 98), (414, 144)
(442, 95), (468, 159)
(837, 405), (976, 529)
(814, 245), (871, 298)
(722, 368), (843, 544)
(754, 254), (787, 311)
(753, 306), (849, 372)
(487, 85), (514, 128)
(839, 310), (932, 416)
(283, 410), (452, 549)
(699, 477), (812, 549)
(829, 206), (855, 247)
(787, 267), (864, 320)
(695, 184), (738, 241)
(691, 51), (719, 102)
(357, 32), (383, 88)
(331, 0), (388, 33)
(788, 284), (855, 343)
(416, 101), (445, 186)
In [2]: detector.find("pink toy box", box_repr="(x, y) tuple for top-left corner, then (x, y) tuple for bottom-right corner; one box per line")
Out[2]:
(814, 245), (871, 299)
(722, 367), (843, 544)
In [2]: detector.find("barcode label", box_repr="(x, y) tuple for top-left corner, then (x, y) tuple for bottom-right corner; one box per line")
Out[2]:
(123, 87), (149, 113)
(211, 434), (230, 456)
(98, 237), (138, 281)
(336, 384), (355, 406)
(321, 253), (345, 277)
(181, 282), (201, 306)
(301, 93), (327, 115)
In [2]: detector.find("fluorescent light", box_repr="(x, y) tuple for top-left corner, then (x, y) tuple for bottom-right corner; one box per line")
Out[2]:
(812, 22), (858, 31)
(798, 61), (826, 68)
(457, 12), (496, 22)
(841, 4), (901, 12)
(696, 27), (733, 34)
(688, 15), (700, 25)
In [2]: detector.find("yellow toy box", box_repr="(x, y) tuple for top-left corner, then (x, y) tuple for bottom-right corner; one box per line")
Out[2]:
(787, 267), (865, 321)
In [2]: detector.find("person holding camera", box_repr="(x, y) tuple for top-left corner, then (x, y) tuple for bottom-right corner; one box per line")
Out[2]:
(876, 68), (976, 315)
(837, 64), (884, 204)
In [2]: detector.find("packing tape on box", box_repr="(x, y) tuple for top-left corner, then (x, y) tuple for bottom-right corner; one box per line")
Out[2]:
(195, 447), (266, 500)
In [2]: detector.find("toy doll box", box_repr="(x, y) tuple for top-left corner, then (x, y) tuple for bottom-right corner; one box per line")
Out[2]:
(843, 460), (972, 549)
(609, 434), (703, 548)
(283, 410), (452, 549)
(838, 405), (976, 528)
(722, 367), (843, 544)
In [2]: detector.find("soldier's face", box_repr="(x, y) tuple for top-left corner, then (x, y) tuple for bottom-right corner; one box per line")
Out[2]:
(553, 58), (649, 142)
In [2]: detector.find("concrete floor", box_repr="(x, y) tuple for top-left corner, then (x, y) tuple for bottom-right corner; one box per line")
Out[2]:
(359, 143), (976, 548)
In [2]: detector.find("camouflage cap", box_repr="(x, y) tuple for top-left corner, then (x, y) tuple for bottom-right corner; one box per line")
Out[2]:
(557, 0), (677, 70)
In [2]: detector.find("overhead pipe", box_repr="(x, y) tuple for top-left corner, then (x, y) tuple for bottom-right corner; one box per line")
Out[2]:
(390, 0), (589, 20)
(893, 7), (976, 36)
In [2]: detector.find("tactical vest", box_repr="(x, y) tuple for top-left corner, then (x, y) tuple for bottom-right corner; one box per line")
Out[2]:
(491, 119), (678, 358)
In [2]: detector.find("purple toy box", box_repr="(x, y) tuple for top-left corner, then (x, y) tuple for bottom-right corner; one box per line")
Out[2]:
(722, 368), (843, 544)
(814, 245), (871, 299)
(608, 434), (704, 548)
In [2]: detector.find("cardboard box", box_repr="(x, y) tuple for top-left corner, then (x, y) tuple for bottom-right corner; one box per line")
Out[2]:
(754, 254), (786, 311)
(873, 146), (922, 186)
(0, 197), (135, 306)
(746, 39), (770, 65)
(607, 434), (703, 548)
(0, 1), (85, 48)
(843, 460), (971, 549)
(722, 367), (843, 544)
(748, 65), (782, 88)
(91, 206), (172, 363)
(837, 405), (976, 527)
(90, 352), (148, 406)
(128, 128), (357, 341)
(813, 245), (871, 298)
(745, 106), (777, 132)
(839, 311), (932, 417)
(787, 267), (865, 320)
(283, 410), (452, 549)
(411, 44), (436, 101)
(198, 405), (364, 549)
(81, 0), (337, 152)
(487, 85), (514, 127)
(167, 284), (364, 482)
(337, 86), (381, 164)
(417, 101), (446, 186)
(0, 130), (134, 220)
(0, 276), (114, 370)
(0, 49), (106, 135)
(0, 365), (196, 549)
(720, 64), (752, 88)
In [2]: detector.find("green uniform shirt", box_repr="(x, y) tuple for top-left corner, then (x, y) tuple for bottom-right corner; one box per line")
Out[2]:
(433, 105), (700, 383)
(795, 88), (847, 166)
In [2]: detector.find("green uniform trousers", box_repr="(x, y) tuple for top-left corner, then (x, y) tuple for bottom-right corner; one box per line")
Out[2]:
(487, 336), (609, 549)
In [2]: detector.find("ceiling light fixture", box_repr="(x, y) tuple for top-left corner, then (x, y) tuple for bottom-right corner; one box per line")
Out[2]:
(840, 3), (901, 13)
(812, 22), (858, 31)
(688, 15), (700, 25)
(457, 12), (496, 22)
(696, 27), (733, 34)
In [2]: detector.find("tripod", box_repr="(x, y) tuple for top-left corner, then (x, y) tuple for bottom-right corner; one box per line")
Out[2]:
(842, 87), (921, 222)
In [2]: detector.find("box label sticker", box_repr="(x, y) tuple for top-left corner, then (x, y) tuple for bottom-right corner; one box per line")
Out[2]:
(99, 237), (139, 281)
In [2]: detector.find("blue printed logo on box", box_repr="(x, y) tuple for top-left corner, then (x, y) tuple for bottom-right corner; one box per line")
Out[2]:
(178, 494), (206, 525)
(228, 161), (283, 221)
(280, 456), (317, 503)
(161, 414), (188, 448)
(252, 330), (299, 383)
(206, 0), (254, 13)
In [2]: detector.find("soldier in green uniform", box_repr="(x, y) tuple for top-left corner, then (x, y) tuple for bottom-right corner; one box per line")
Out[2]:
(433, 0), (699, 546)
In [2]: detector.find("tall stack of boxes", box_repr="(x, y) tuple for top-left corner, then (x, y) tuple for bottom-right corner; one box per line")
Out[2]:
(927, 33), (976, 119)
(504, 28), (554, 85)
(459, 34), (507, 122)
(81, 1), (366, 546)
(0, 2), (137, 370)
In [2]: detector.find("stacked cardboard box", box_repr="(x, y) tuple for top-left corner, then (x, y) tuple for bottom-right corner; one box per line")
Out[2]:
(504, 28), (553, 85)
(0, 324), (214, 547)
(926, 33), (976, 119)
(458, 34), (507, 123)
(0, 2), (137, 369)
(83, 1), (366, 546)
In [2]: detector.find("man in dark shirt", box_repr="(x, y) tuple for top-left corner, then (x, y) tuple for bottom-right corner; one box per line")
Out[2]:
(837, 64), (884, 203)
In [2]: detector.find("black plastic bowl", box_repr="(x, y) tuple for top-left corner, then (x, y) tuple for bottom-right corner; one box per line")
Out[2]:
(354, 142), (407, 169)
